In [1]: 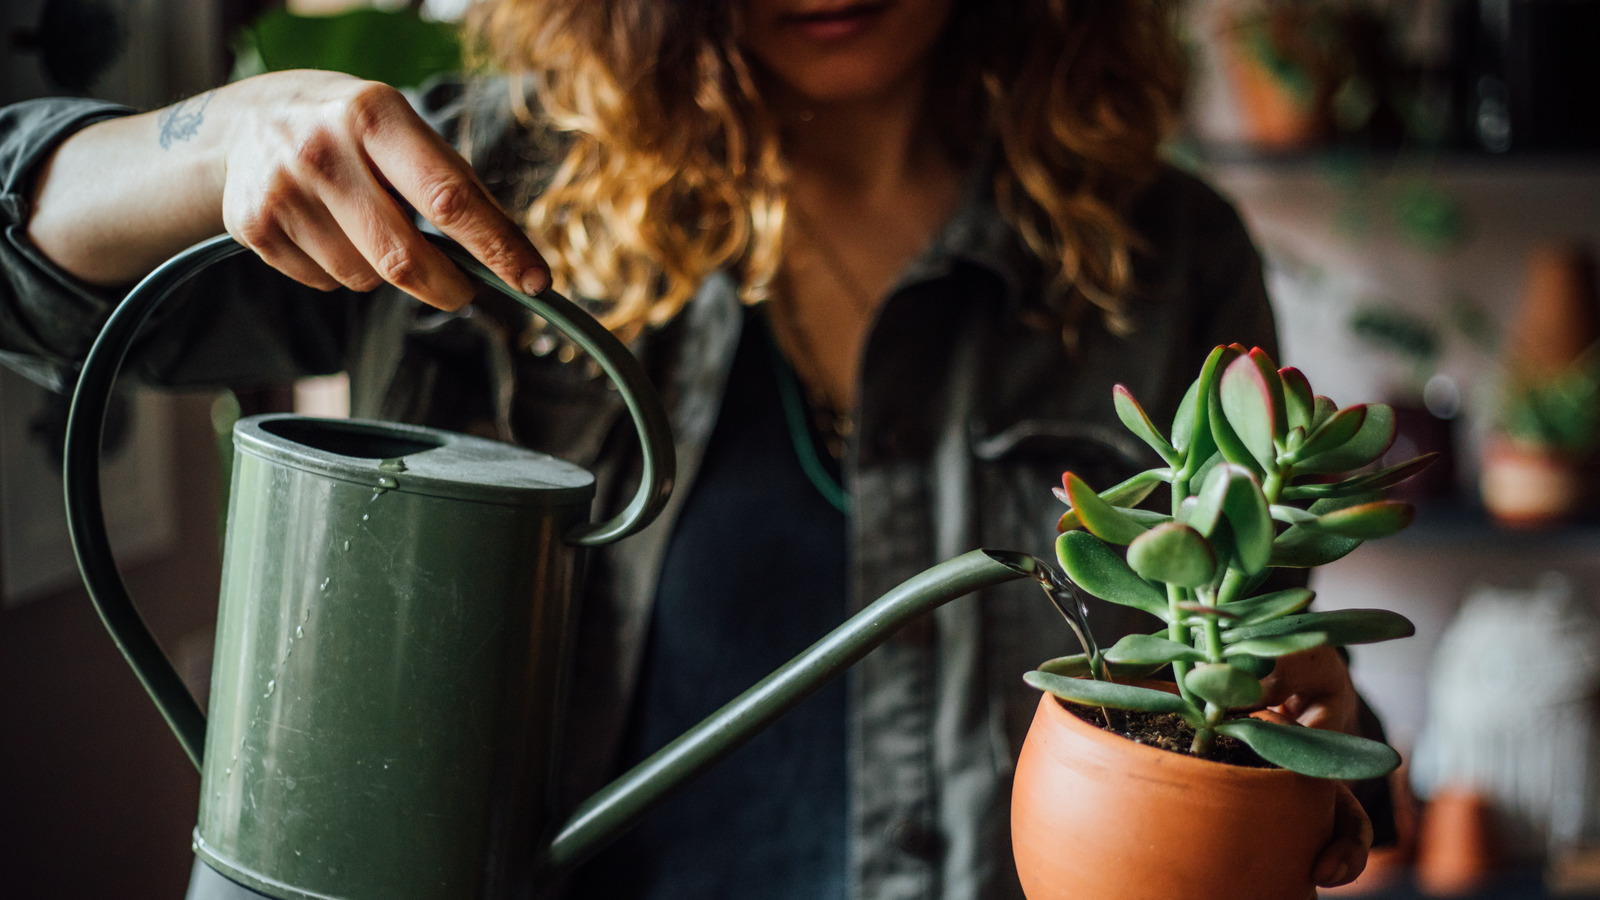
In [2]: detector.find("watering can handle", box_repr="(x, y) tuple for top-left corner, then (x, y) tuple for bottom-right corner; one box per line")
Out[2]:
(63, 233), (676, 768)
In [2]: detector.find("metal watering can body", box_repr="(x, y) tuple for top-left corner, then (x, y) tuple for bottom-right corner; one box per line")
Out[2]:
(64, 236), (1037, 899)
(196, 414), (595, 898)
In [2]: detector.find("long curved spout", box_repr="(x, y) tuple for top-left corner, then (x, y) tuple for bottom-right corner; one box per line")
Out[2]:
(540, 548), (1033, 875)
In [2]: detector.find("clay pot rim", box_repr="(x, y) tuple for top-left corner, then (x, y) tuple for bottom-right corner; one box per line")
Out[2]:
(1037, 690), (1310, 784)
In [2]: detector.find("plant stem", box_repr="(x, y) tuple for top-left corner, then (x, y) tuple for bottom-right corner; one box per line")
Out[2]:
(1168, 583), (1198, 706)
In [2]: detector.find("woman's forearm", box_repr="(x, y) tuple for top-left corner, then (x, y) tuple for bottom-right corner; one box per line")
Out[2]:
(27, 90), (230, 286)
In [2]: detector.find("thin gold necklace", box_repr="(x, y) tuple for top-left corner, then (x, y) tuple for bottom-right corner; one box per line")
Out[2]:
(767, 204), (886, 459)
(768, 267), (856, 459)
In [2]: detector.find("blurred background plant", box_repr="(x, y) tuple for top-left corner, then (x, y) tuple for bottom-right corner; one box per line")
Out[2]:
(231, 0), (462, 87)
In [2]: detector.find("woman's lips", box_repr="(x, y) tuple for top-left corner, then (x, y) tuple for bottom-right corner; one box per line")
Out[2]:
(781, 2), (892, 41)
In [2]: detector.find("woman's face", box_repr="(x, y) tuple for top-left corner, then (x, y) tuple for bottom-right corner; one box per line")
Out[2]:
(739, 0), (957, 106)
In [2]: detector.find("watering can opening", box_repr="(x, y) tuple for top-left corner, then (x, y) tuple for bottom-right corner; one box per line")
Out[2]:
(256, 417), (445, 460)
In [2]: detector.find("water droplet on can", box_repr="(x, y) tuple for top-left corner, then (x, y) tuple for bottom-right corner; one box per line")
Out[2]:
(377, 475), (399, 489)
(342, 540), (350, 551)
(296, 626), (304, 638)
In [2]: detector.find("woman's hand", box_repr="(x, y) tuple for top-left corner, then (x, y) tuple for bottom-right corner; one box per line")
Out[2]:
(1255, 648), (1372, 888)
(1258, 643), (1361, 735)
(219, 71), (548, 309)
(28, 70), (548, 309)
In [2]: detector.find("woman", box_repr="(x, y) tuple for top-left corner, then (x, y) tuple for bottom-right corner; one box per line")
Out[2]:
(2, 1), (1378, 897)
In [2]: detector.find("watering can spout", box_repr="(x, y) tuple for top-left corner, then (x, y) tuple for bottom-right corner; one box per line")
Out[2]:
(538, 548), (1032, 875)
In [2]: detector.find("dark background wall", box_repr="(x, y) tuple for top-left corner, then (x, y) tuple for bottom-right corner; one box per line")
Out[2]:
(0, 393), (224, 899)
(2, 2), (269, 896)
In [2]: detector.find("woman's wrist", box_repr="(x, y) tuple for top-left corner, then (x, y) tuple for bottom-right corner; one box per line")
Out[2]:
(27, 86), (234, 286)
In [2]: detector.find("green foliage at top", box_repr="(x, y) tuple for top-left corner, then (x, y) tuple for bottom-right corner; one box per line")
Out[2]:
(234, 8), (463, 89)
(1030, 345), (1428, 781)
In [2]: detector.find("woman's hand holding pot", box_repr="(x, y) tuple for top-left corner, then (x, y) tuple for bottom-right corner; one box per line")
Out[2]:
(1254, 650), (1374, 889)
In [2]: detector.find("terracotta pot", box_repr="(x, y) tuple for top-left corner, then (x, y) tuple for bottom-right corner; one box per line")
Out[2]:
(1012, 693), (1337, 900)
(1414, 788), (1498, 896)
(1480, 437), (1589, 528)
(1507, 244), (1599, 379)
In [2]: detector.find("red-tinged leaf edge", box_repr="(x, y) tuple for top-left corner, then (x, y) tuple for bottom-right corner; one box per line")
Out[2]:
(1280, 367), (1314, 432)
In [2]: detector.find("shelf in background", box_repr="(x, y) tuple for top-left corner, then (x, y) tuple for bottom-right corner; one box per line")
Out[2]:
(1380, 499), (1600, 552)
(1185, 141), (1600, 178)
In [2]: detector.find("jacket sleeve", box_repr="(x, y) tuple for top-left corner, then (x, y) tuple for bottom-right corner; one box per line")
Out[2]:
(0, 98), (139, 391)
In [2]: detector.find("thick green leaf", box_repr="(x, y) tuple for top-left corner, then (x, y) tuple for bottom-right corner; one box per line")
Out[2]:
(1269, 524), (1363, 567)
(1280, 367), (1315, 432)
(1057, 469), (1168, 532)
(1281, 454), (1441, 502)
(1226, 609), (1415, 646)
(1115, 385), (1180, 465)
(1339, 453), (1438, 493)
(1190, 451), (1224, 496)
(1220, 351), (1283, 470)
(1269, 504), (1319, 525)
(1185, 464), (1229, 535)
(1175, 602), (1241, 622)
(1310, 395), (1338, 431)
(1056, 531), (1169, 620)
(1064, 472), (1150, 544)
(1292, 405), (1367, 465)
(1185, 663), (1263, 709)
(1127, 522), (1216, 588)
(1208, 388), (1265, 477)
(1217, 464), (1274, 575)
(1225, 632), (1328, 657)
(1231, 654), (1277, 678)
(1284, 425), (1307, 455)
(1104, 633), (1208, 666)
(1215, 718), (1402, 779)
(1293, 404), (1397, 474)
(1118, 508), (1177, 528)
(1219, 588), (1315, 626)
(1185, 465), (1273, 573)
(1171, 378), (1201, 456)
(1312, 500), (1415, 539)
(1173, 345), (1234, 461)
(1025, 671), (1203, 727)
(1037, 654), (1162, 680)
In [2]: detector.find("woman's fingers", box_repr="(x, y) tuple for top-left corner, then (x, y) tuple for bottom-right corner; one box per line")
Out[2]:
(1313, 783), (1373, 887)
(222, 73), (549, 308)
(1257, 645), (1361, 735)
(347, 85), (551, 297)
(235, 218), (343, 293)
(312, 144), (479, 309)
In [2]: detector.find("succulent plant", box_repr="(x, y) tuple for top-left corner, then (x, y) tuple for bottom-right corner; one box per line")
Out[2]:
(1025, 344), (1433, 780)
(1499, 350), (1600, 459)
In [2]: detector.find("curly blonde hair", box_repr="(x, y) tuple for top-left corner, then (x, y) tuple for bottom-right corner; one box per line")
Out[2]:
(468, 0), (1184, 341)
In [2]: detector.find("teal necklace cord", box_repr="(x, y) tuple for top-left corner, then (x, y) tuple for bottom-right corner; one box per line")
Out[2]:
(761, 309), (852, 516)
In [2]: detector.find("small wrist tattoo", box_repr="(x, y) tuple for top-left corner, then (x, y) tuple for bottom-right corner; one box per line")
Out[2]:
(157, 91), (214, 150)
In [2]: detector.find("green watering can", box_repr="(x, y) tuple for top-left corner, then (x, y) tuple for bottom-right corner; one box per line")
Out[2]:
(64, 235), (1042, 900)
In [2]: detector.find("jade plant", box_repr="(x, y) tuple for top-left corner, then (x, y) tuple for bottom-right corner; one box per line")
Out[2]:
(1025, 344), (1433, 780)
